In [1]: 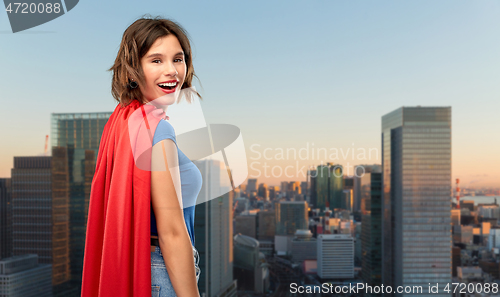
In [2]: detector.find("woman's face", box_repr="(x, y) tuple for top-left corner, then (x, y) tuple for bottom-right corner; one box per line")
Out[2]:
(139, 34), (186, 106)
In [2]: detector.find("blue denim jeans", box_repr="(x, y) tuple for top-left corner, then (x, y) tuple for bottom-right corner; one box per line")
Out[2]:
(151, 245), (200, 297)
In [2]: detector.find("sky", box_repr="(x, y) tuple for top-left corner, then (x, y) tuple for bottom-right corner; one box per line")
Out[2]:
(0, 0), (499, 187)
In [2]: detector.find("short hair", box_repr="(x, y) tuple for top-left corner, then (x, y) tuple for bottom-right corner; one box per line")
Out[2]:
(108, 15), (201, 106)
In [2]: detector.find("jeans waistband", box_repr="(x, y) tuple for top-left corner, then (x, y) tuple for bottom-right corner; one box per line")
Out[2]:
(151, 245), (201, 281)
(152, 244), (199, 260)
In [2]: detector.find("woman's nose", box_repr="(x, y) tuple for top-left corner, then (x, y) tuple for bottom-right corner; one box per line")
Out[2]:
(164, 62), (178, 77)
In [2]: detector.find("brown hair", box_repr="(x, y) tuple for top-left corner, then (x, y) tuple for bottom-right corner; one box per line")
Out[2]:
(108, 15), (201, 106)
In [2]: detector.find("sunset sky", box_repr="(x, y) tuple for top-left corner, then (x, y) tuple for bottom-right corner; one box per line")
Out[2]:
(1, 0), (499, 187)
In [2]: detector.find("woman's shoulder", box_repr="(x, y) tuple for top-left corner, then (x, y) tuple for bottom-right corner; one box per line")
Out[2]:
(153, 119), (176, 146)
(157, 118), (175, 131)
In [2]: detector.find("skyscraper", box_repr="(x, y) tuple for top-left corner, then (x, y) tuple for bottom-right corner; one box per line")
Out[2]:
(0, 178), (12, 260)
(257, 183), (268, 200)
(195, 194), (237, 297)
(354, 164), (382, 213)
(361, 171), (382, 297)
(280, 181), (289, 198)
(51, 112), (110, 288)
(11, 149), (70, 287)
(247, 179), (258, 195)
(289, 181), (301, 199)
(300, 181), (308, 201)
(316, 164), (343, 211)
(194, 159), (237, 297)
(307, 169), (317, 208)
(275, 201), (309, 236)
(382, 107), (452, 296)
(257, 210), (275, 241)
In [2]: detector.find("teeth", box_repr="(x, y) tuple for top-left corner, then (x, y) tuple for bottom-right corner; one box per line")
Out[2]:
(158, 82), (177, 87)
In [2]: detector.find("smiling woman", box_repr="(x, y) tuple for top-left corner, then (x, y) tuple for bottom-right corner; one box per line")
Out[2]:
(140, 35), (186, 104)
(81, 16), (203, 297)
(107, 17), (200, 106)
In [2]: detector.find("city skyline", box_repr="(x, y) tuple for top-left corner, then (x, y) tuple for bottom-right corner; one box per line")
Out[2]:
(2, 106), (500, 189)
(1, 1), (499, 189)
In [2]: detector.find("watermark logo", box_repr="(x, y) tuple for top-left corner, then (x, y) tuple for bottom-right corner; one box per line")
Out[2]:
(248, 143), (379, 179)
(4, 0), (78, 33)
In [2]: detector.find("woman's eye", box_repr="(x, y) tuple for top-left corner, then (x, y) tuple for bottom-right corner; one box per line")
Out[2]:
(153, 59), (161, 63)
(174, 58), (183, 63)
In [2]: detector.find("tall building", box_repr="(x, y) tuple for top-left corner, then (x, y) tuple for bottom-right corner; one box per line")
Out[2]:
(316, 164), (343, 211)
(280, 181), (289, 198)
(51, 112), (110, 289)
(257, 183), (268, 200)
(361, 171), (382, 296)
(289, 181), (301, 199)
(317, 234), (354, 279)
(275, 201), (309, 236)
(354, 164), (382, 213)
(343, 177), (354, 211)
(300, 182), (308, 201)
(382, 106), (452, 296)
(275, 201), (309, 256)
(343, 176), (354, 191)
(314, 165), (331, 208)
(307, 169), (317, 208)
(0, 254), (52, 297)
(268, 186), (277, 200)
(0, 178), (12, 260)
(342, 189), (353, 211)
(247, 179), (258, 195)
(11, 150), (70, 287)
(194, 159), (237, 297)
(257, 210), (275, 241)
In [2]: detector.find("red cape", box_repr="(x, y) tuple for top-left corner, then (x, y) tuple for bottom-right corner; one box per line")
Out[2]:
(81, 100), (165, 297)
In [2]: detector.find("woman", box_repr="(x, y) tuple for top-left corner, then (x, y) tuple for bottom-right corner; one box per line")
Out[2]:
(81, 16), (202, 297)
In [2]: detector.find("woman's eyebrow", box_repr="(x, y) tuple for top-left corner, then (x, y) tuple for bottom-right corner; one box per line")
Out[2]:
(145, 53), (163, 59)
(145, 52), (184, 59)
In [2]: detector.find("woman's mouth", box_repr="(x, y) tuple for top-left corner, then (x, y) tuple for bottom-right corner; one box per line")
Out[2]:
(157, 81), (178, 93)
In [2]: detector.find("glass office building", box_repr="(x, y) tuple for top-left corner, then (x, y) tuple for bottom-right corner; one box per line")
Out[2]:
(382, 107), (452, 296)
(275, 201), (309, 236)
(50, 112), (111, 290)
(193, 159), (237, 297)
(307, 169), (317, 208)
(316, 164), (343, 212)
(0, 178), (12, 260)
(361, 171), (382, 297)
(11, 150), (70, 286)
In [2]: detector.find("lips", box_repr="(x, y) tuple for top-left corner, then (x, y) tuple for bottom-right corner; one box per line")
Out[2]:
(157, 80), (178, 94)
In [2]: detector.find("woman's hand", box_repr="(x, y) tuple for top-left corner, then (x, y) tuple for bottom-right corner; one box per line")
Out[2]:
(151, 139), (200, 297)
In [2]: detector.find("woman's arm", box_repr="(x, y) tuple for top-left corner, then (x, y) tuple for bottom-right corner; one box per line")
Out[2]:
(151, 139), (200, 297)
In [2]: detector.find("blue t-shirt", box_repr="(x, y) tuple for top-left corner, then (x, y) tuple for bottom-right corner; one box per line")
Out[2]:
(151, 119), (202, 246)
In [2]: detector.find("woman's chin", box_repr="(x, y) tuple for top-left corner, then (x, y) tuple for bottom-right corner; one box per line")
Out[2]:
(149, 93), (177, 107)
